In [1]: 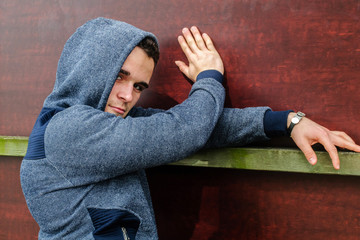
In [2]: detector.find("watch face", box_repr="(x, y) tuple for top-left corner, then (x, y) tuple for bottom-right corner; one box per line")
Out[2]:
(292, 118), (300, 124)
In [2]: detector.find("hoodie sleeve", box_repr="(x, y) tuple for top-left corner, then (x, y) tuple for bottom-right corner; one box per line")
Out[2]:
(204, 107), (271, 148)
(45, 77), (224, 185)
(131, 107), (272, 148)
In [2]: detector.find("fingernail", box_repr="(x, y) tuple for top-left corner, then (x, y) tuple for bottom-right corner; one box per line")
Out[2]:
(309, 157), (316, 165)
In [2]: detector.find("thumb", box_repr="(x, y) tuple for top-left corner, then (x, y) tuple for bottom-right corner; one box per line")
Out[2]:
(175, 61), (190, 78)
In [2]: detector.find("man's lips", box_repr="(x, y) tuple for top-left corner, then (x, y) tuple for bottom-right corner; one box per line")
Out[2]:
(110, 105), (126, 115)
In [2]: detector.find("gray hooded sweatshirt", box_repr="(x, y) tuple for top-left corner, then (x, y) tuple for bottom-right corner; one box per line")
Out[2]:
(21, 17), (271, 239)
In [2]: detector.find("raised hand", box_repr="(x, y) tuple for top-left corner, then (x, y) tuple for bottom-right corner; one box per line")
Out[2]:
(175, 26), (224, 82)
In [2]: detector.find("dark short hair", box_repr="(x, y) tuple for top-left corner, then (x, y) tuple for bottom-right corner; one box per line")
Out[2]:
(137, 37), (159, 65)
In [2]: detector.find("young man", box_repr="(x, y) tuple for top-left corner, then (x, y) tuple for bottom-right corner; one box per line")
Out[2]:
(21, 17), (360, 239)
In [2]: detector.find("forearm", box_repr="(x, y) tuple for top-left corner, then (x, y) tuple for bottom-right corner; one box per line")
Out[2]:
(205, 107), (270, 148)
(205, 108), (295, 148)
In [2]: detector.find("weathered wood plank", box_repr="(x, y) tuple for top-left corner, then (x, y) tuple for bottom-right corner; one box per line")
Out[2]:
(2, 136), (359, 176)
(0, 136), (28, 157)
(173, 147), (360, 176)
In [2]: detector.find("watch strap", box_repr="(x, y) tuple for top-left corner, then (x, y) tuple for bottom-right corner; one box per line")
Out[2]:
(288, 111), (305, 135)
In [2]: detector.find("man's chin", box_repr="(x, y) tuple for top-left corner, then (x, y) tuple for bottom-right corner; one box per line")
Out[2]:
(116, 112), (126, 118)
(118, 111), (128, 118)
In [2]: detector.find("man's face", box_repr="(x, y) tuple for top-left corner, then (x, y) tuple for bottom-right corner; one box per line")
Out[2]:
(105, 46), (155, 118)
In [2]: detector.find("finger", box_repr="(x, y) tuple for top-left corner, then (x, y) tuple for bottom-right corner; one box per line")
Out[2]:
(190, 26), (206, 50)
(202, 33), (216, 51)
(331, 131), (355, 144)
(182, 27), (200, 53)
(330, 133), (360, 152)
(174, 60), (190, 79)
(177, 35), (194, 60)
(317, 134), (340, 169)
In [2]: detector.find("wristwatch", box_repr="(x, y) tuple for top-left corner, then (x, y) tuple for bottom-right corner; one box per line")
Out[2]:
(288, 111), (305, 135)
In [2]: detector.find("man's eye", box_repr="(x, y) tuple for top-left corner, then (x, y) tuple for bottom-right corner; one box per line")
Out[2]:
(134, 84), (145, 92)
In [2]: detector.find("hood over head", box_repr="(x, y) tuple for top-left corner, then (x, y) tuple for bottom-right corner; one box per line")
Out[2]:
(43, 17), (158, 111)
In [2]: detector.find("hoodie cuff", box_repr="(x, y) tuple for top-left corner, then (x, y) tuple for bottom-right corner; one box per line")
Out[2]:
(196, 70), (223, 84)
(264, 110), (294, 138)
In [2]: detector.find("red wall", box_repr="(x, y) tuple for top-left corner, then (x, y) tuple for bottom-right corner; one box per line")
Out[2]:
(3, 158), (360, 240)
(1, 0), (360, 239)
(148, 166), (360, 240)
(1, 0), (360, 141)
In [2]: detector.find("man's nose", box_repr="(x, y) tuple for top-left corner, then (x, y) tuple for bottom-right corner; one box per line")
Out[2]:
(117, 82), (133, 102)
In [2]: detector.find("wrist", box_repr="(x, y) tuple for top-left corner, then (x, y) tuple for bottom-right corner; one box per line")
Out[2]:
(287, 112), (296, 128)
(287, 111), (306, 135)
(263, 110), (293, 138)
(196, 70), (224, 84)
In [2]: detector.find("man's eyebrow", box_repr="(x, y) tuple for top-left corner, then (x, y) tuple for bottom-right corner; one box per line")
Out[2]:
(119, 69), (149, 89)
(119, 69), (130, 76)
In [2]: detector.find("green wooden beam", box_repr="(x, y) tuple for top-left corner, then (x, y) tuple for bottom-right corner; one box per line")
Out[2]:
(171, 147), (360, 176)
(0, 136), (29, 157)
(1, 136), (360, 176)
